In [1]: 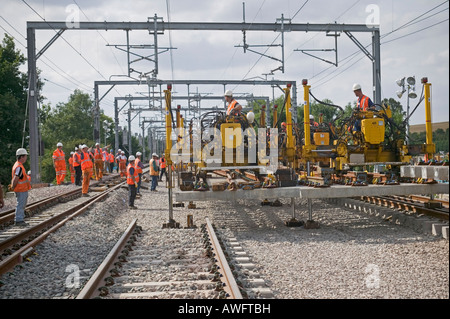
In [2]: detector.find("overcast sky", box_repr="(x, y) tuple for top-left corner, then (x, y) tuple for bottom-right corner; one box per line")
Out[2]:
(1, 0), (449, 137)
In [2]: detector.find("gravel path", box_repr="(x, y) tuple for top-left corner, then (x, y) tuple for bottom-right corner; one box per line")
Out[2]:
(0, 180), (448, 299)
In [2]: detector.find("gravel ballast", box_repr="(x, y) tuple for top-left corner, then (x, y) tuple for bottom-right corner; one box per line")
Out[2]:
(0, 180), (448, 299)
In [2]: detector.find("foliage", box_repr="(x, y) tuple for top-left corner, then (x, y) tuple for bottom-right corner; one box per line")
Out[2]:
(410, 128), (449, 153)
(0, 35), (29, 186)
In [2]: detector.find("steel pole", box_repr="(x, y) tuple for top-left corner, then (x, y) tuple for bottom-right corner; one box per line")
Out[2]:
(27, 27), (40, 183)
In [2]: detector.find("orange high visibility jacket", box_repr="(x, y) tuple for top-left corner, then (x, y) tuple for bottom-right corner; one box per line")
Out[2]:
(73, 152), (81, 167)
(80, 151), (93, 170)
(135, 158), (143, 174)
(226, 100), (238, 116)
(94, 148), (103, 160)
(52, 149), (65, 166)
(119, 156), (127, 165)
(11, 161), (31, 192)
(160, 157), (166, 169)
(108, 153), (115, 163)
(357, 95), (370, 111)
(149, 159), (159, 176)
(68, 157), (74, 171)
(127, 163), (139, 185)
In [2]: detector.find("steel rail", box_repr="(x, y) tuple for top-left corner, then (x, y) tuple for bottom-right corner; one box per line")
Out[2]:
(205, 218), (243, 299)
(0, 180), (127, 276)
(76, 219), (138, 299)
(360, 195), (449, 221)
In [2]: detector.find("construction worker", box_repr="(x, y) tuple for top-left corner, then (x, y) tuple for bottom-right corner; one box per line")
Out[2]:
(93, 143), (104, 181)
(115, 149), (122, 173)
(52, 142), (66, 185)
(352, 83), (375, 132)
(73, 146), (82, 186)
(353, 83), (374, 112)
(159, 153), (167, 181)
(108, 149), (115, 173)
(117, 151), (127, 177)
(135, 152), (144, 196)
(10, 148), (31, 226)
(280, 122), (287, 133)
(68, 151), (75, 184)
(126, 155), (139, 209)
(224, 90), (242, 116)
(80, 145), (94, 197)
(149, 153), (159, 191)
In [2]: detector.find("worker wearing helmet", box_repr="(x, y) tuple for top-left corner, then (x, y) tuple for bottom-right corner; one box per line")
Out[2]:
(108, 149), (115, 173)
(159, 153), (167, 182)
(352, 83), (374, 112)
(93, 143), (104, 181)
(135, 152), (144, 196)
(80, 145), (94, 196)
(309, 114), (319, 127)
(52, 142), (66, 185)
(224, 90), (242, 116)
(10, 148), (31, 226)
(126, 155), (138, 209)
(115, 149), (122, 173)
(149, 153), (160, 191)
(117, 151), (127, 177)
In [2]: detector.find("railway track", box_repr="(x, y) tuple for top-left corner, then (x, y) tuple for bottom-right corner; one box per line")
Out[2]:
(77, 218), (248, 299)
(357, 195), (449, 221)
(0, 173), (126, 276)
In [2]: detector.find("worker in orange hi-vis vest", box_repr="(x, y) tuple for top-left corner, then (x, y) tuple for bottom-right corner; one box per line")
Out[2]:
(80, 144), (94, 197)
(52, 142), (67, 185)
(68, 151), (75, 184)
(10, 148), (31, 226)
(126, 155), (139, 209)
(117, 151), (128, 177)
(102, 147), (109, 173)
(93, 143), (104, 181)
(224, 90), (242, 116)
(107, 149), (115, 173)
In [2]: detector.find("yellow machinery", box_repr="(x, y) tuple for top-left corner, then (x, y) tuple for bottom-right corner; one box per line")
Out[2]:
(294, 78), (437, 184)
(168, 77), (436, 190)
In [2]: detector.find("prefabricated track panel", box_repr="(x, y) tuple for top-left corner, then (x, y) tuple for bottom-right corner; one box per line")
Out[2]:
(175, 183), (449, 202)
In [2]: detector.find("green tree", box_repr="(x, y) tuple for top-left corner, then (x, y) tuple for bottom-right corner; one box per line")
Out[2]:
(39, 89), (113, 183)
(0, 35), (29, 187)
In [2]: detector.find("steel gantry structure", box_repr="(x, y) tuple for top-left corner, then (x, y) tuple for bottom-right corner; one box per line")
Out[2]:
(26, 18), (380, 182)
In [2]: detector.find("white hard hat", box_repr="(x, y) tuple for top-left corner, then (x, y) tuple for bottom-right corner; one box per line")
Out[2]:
(16, 148), (28, 156)
(95, 142), (100, 146)
(75, 147), (78, 151)
(224, 90), (233, 97)
(82, 144), (88, 149)
(57, 142), (63, 147)
(152, 153), (158, 157)
(121, 151), (125, 154)
(352, 83), (361, 91)
(79, 145), (83, 149)
(309, 114), (314, 120)
(136, 152), (142, 156)
(27, 170), (31, 175)
(128, 155), (135, 161)
(70, 151), (74, 155)
(246, 111), (255, 124)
